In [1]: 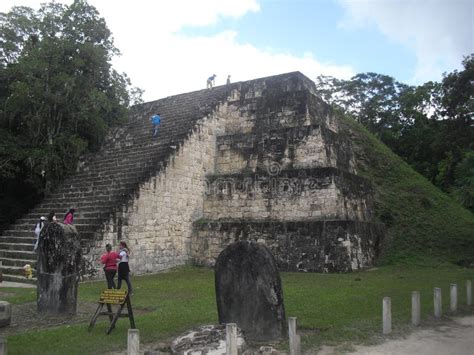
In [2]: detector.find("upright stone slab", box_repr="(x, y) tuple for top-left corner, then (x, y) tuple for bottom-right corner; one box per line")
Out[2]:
(215, 241), (286, 341)
(0, 301), (11, 327)
(37, 223), (82, 315)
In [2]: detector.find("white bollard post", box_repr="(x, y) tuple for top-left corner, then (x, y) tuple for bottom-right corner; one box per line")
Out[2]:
(434, 287), (442, 318)
(467, 280), (472, 306)
(226, 323), (237, 355)
(383, 297), (392, 334)
(0, 338), (6, 355)
(411, 291), (420, 326)
(127, 329), (140, 355)
(296, 334), (301, 355)
(288, 317), (299, 355)
(450, 284), (458, 312)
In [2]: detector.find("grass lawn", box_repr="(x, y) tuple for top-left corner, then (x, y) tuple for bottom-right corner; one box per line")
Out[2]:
(3, 264), (474, 354)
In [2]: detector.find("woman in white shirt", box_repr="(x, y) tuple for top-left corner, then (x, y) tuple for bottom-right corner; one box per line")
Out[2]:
(116, 241), (133, 295)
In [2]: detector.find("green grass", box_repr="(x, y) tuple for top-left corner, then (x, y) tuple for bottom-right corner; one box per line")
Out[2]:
(0, 288), (36, 305)
(342, 116), (474, 266)
(4, 265), (474, 354)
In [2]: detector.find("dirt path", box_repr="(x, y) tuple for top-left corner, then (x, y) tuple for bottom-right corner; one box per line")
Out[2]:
(320, 316), (474, 355)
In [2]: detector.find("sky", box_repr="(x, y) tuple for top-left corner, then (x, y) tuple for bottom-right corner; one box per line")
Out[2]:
(1, 0), (473, 101)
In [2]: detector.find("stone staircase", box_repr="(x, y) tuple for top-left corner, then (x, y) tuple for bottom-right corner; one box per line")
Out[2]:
(0, 83), (237, 283)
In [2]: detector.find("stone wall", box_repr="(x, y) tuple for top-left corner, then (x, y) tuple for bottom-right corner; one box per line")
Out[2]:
(203, 168), (373, 221)
(215, 125), (355, 175)
(192, 221), (384, 272)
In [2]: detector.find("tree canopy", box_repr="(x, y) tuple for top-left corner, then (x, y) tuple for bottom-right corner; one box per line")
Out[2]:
(315, 55), (474, 212)
(0, 0), (141, 229)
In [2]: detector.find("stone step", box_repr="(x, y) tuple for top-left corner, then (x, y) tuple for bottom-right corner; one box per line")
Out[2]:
(0, 257), (37, 268)
(1, 274), (37, 285)
(8, 217), (102, 228)
(0, 242), (35, 251)
(34, 201), (119, 212)
(0, 249), (37, 260)
(47, 187), (134, 200)
(0, 235), (36, 244)
(2, 265), (36, 277)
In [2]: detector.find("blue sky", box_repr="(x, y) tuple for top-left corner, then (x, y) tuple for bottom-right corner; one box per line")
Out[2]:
(181, 0), (415, 81)
(1, 0), (473, 101)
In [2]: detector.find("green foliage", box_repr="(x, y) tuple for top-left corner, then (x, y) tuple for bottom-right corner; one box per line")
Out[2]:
(343, 116), (474, 265)
(0, 0), (141, 230)
(315, 56), (474, 211)
(4, 266), (474, 354)
(452, 151), (474, 211)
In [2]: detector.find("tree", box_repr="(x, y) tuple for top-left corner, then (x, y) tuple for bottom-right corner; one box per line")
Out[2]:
(0, 0), (141, 229)
(315, 57), (473, 211)
(452, 151), (474, 212)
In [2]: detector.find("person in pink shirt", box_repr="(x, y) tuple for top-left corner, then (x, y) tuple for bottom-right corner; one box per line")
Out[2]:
(100, 244), (119, 289)
(63, 208), (75, 224)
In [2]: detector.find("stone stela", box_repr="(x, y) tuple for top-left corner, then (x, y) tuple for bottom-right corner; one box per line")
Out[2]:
(89, 289), (135, 334)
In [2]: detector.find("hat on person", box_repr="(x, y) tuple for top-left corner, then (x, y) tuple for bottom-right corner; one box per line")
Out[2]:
(40, 216), (46, 221)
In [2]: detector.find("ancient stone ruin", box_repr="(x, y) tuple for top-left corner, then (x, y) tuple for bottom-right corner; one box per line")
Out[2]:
(215, 241), (286, 341)
(0, 72), (383, 282)
(37, 223), (82, 314)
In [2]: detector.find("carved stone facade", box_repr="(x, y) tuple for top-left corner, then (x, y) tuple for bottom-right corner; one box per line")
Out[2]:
(85, 72), (383, 275)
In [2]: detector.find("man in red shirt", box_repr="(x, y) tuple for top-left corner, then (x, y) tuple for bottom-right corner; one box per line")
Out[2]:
(100, 244), (119, 289)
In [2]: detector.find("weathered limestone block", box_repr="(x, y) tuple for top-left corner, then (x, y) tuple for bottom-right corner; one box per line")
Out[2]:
(170, 324), (246, 354)
(0, 301), (12, 327)
(204, 168), (373, 222)
(215, 241), (286, 341)
(37, 223), (82, 315)
(194, 221), (384, 272)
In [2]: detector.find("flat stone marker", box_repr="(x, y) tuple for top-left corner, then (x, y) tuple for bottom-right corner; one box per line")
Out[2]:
(37, 223), (82, 315)
(215, 241), (286, 341)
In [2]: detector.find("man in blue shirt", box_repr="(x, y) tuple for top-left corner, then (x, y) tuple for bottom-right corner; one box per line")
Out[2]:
(207, 74), (216, 89)
(151, 114), (161, 137)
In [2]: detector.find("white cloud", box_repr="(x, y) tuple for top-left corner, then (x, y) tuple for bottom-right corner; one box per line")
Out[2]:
(1, 0), (355, 101)
(338, 0), (474, 83)
(112, 30), (354, 100)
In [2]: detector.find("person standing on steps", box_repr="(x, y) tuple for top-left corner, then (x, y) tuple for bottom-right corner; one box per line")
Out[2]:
(207, 74), (216, 89)
(100, 243), (119, 289)
(33, 216), (46, 251)
(63, 208), (75, 224)
(47, 211), (57, 223)
(116, 241), (133, 295)
(151, 113), (161, 137)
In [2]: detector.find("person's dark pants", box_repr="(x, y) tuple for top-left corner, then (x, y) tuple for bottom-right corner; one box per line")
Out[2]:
(105, 269), (116, 289)
(117, 263), (132, 294)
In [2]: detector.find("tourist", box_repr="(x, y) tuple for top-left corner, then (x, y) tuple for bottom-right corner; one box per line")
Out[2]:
(47, 211), (57, 223)
(33, 216), (46, 251)
(207, 74), (216, 89)
(151, 114), (161, 137)
(63, 208), (75, 224)
(226, 75), (231, 85)
(116, 241), (133, 295)
(100, 243), (119, 289)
